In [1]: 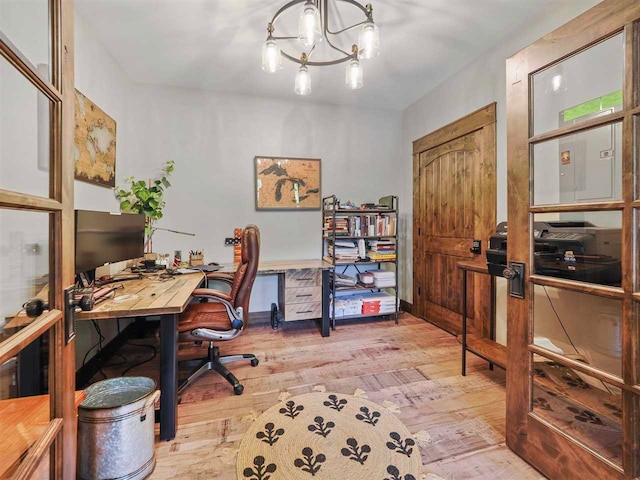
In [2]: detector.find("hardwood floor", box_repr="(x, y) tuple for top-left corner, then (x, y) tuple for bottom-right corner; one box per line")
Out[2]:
(95, 313), (545, 479)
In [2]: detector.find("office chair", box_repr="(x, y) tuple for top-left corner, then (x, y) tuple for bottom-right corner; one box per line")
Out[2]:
(177, 225), (260, 395)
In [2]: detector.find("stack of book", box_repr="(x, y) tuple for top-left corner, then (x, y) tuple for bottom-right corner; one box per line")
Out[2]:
(369, 269), (395, 288)
(367, 240), (396, 261)
(324, 216), (349, 236)
(328, 240), (359, 262)
(360, 292), (397, 315)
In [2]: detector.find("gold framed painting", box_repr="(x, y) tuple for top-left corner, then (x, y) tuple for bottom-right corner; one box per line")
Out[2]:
(74, 89), (117, 187)
(255, 156), (321, 210)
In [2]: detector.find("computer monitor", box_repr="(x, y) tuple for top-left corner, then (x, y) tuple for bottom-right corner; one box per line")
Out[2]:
(75, 210), (145, 276)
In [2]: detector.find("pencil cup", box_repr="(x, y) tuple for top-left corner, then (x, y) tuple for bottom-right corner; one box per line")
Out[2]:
(189, 254), (204, 266)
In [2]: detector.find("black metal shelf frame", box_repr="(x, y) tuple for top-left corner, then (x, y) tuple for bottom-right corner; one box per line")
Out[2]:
(321, 194), (399, 330)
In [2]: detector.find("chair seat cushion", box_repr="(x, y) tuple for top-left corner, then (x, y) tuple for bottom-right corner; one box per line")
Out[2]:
(179, 302), (232, 333)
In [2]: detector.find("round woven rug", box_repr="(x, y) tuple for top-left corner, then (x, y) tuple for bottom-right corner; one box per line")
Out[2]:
(237, 392), (422, 479)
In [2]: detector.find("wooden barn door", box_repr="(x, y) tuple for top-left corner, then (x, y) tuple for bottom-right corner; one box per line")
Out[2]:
(506, 1), (640, 478)
(413, 104), (496, 335)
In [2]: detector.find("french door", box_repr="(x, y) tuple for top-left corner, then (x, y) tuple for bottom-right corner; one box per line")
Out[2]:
(506, 1), (640, 478)
(0, 0), (76, 478)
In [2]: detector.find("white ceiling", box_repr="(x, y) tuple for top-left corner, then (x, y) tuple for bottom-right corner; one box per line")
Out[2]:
(75, 0), (560, 111)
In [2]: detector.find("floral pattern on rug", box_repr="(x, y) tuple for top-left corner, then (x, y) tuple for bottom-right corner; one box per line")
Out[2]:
(236, 392), (422, 479)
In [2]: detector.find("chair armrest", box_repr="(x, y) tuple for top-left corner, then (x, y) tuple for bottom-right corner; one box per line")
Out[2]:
(191, 288), (243, 328)
(205, 272), (234, 289)
(206, 272), (234, 282)
(192, 288), (231, 302)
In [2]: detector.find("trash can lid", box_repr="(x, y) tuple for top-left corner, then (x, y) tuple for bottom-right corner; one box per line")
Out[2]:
(81, 377), (157, 409)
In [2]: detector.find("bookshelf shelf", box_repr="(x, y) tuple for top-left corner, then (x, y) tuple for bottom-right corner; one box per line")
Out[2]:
(323, 235), (396, 240)
(322, 194), (399, 330)
(323, 209), (396, 215)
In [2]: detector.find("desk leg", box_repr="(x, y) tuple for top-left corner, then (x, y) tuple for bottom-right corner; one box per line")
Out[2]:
(461, 270), (467, 377)
(321, 269), (330, 338)
(159, 313), (178, 441)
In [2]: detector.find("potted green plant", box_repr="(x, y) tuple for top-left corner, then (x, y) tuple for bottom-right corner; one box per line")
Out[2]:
(114, 160), (175, 256)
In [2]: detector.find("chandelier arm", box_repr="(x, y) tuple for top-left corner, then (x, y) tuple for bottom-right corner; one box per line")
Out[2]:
(322, 0), (355, 58)
(282, 51), (352, 66)
(272, 36), (298, 40)
(326, 20), (367, 36)
(324, 0), (369, 34)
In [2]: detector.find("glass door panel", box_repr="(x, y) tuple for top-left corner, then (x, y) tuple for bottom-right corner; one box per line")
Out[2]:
(532, 122), (623, 206)
(533, 285), (622, 377)
(532, 33), (624, 136)
(532, 211), (622, 287)
(532, 355), (623, 467)
(0, 209), (50, 348)
(0, 0), (51, 80)
(0, 54), (52, 198)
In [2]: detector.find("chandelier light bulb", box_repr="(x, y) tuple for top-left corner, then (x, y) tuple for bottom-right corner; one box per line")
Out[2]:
(358, 20), (380, 59)
(298, 0), (322, 47)
(262, 38), (282, 73)
(294, 65), (312, 95)
(345, 58), (363, 90)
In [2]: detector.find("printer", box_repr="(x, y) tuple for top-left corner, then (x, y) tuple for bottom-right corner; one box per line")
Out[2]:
(486, 221), (621, 286)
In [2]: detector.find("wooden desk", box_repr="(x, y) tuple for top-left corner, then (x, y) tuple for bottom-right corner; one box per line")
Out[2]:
(218, 259), (333, 337)
(76, 272), (204, 441)
(457, 260), (506, 376)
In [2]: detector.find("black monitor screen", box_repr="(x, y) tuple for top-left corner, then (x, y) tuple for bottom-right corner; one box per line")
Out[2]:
(75, 210), (145, 274)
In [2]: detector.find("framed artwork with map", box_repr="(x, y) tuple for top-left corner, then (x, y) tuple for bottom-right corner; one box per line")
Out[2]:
(74, 89), (117, 187)
(255, 156), (321, 210)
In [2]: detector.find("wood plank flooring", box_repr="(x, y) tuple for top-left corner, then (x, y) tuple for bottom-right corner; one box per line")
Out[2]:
(95, 314), (545, 479)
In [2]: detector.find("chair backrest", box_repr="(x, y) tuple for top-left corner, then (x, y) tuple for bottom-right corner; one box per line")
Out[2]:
(228, 225), (260, 322)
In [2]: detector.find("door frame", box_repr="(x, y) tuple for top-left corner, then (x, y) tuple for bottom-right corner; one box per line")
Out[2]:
(506, 1), (640, 478)
(0, 0), (76, 477)
(412, 103), (496, 332)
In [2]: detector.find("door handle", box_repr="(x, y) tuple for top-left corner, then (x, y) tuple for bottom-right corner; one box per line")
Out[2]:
(504, 262), (525, 298)
(469, 239), (481, 255)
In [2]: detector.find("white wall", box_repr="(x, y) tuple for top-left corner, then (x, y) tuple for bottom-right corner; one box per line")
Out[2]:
(399, 0), (601, 306)
(73, 13), (138, 368)
(127, 85), (402, 311)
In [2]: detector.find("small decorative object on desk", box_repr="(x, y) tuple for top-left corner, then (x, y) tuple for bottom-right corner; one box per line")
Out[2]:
(234, 227), (243, 263)
(189, 251), (204, 266)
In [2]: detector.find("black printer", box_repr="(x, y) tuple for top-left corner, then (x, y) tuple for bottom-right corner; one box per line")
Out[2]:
(486, 221), (621, 286)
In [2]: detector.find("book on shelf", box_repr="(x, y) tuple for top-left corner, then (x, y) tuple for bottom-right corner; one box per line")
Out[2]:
(325, 214), (396, 237)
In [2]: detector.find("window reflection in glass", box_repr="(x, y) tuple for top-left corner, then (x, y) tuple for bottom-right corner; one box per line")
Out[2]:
(533, 122), (622, 206)
(532, 358), (622, 466)
(533, 33), (624, 135)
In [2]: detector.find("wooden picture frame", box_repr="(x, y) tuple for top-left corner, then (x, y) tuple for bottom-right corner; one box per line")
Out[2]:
(74, 89), (117, 188)
(255, 156), (321, 210)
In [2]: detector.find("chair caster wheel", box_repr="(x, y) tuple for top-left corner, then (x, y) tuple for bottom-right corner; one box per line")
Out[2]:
(251, 358), (259, 367)
(234, 384), (244, 395)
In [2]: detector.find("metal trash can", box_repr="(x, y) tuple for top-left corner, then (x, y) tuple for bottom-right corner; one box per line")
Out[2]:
(78, 377), (160, 480)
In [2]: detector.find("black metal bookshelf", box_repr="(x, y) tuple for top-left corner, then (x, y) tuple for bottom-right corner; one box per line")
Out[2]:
(322, 194), (399, 330)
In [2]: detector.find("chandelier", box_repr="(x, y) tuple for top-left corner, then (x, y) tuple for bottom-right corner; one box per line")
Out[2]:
(261, 0), (381, 96)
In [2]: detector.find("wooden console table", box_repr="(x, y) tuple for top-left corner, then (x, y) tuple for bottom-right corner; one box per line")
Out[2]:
(457, 260), (507, 375)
